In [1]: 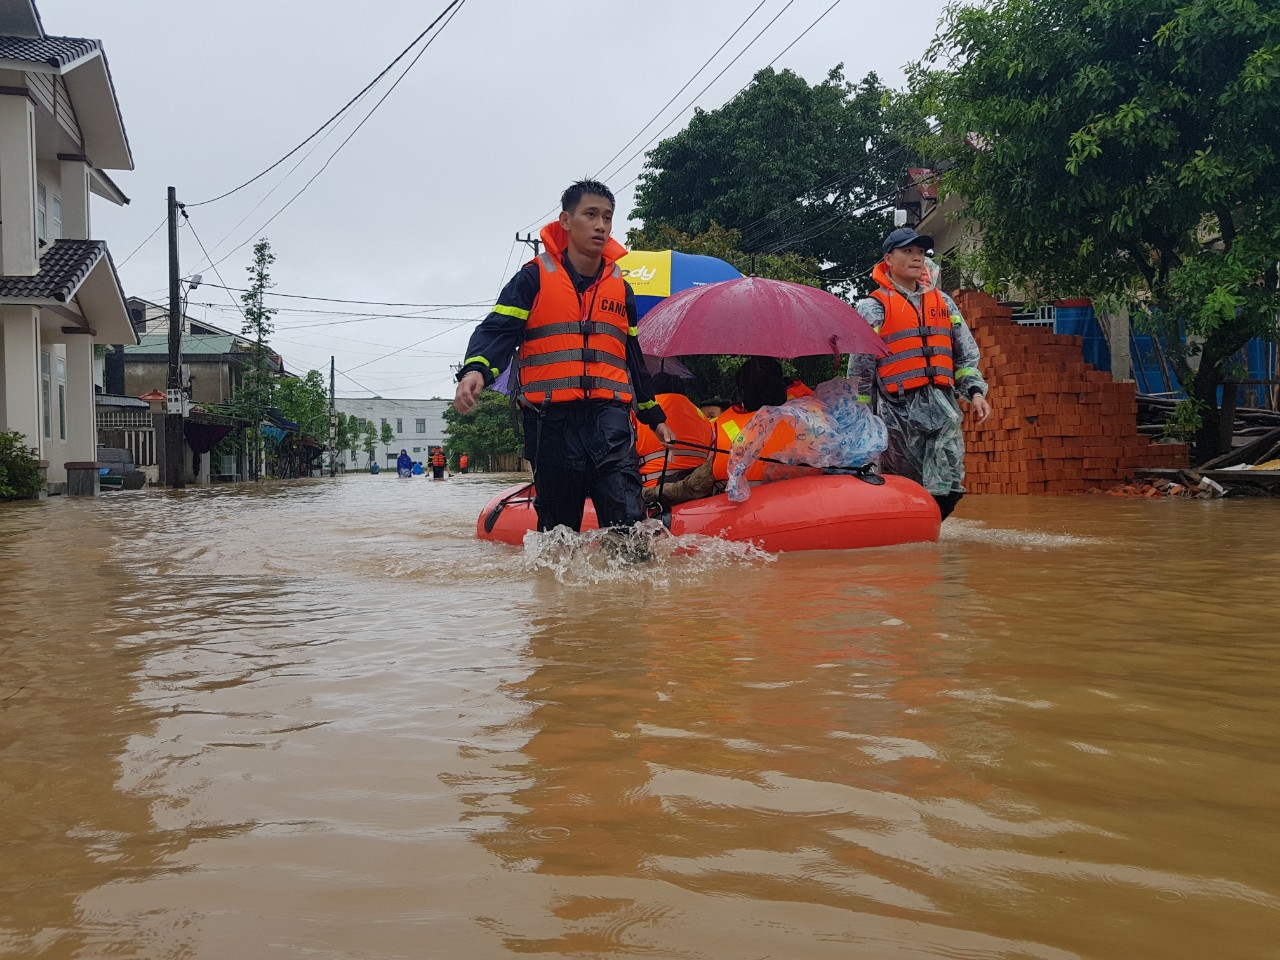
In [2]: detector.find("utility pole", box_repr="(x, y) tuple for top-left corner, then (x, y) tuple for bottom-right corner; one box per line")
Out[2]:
(165, 186), (186, 489)
(329, 355), (337, 478)
(515, 231), (541, 257)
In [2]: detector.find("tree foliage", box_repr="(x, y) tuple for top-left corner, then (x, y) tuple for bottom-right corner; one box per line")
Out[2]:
(232, 238), (278, 428)
(632, 66), (929, 292)
(914, 0), (1280, 457)
(0, 431), (43, 500)
(275, 370), (328, 439)
(442, 390), (521, 468)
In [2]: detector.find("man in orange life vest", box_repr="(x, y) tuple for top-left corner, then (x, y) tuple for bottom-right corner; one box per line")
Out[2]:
(847, 228), (991, 519)
(636, 372), (715, 505)
(454, 180), (676, 531)
(458, 453), (469, 474)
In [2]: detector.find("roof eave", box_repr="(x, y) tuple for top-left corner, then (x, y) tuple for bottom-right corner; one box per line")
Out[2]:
(61, 48), (133, 171)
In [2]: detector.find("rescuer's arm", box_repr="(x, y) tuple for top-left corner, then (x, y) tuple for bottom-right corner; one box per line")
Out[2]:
(623, 285), (674, 445)
(846, 296), (886, 405)
(454, 263), (539, 413)
(942, 292), (991, 423)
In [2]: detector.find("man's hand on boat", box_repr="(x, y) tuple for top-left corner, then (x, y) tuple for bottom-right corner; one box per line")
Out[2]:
(654, 422), (677, 447)
(454, 371), (486, 414)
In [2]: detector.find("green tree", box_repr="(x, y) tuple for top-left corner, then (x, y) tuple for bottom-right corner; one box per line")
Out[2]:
(914, 0), (1280, 458)
(275, 370), (328, 439)
(633, 66), (928, 291)
(231, 238), (278, 478)
(442, 391), (521, 470)
(379, 421), (396, 462)
(361, 421), (377, 467)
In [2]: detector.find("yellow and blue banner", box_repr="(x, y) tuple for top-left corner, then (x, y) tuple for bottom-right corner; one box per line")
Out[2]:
(618, 249), (742, 318)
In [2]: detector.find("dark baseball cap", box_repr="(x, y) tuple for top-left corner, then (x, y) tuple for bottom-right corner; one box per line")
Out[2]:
(882, 227), (934, 254)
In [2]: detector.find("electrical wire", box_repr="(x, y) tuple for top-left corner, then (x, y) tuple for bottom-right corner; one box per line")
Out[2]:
(117, 217), (166, 268)
(188, 0), (466, 207)
(194, 282), (490, 309)
(191, 0), (469, 275)
(517, 0), (773, 232)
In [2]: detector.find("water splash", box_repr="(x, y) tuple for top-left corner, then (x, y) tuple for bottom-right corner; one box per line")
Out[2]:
(519, 519), (775, 584)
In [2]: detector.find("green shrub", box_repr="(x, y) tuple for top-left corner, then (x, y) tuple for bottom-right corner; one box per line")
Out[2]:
(0, 431), (44, 500)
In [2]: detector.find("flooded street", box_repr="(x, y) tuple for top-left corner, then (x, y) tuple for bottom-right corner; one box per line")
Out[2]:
(1, 476), (1277, 960)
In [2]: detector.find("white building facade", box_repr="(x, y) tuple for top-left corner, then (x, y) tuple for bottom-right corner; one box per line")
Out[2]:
(335, 397), (450, 470)
(0, 1), (136, 494)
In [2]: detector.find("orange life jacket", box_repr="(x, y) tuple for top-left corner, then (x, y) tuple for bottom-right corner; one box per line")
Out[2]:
(431, 452), (445, 467)
(459, 454), (468, 468)
(870, 265), (954, 394)
(516, 224), (634, 407)
(636, 393), (713, 487)
(710, 406), (798, 482)
(785, 379), (813, 400)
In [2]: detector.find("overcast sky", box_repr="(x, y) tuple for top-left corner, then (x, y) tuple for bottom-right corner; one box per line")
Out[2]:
(45, 0), (954, 399)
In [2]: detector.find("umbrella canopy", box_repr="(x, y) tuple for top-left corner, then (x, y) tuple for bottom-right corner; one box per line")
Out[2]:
(618, 249), (742, 319)
(638, 277), (889, 359)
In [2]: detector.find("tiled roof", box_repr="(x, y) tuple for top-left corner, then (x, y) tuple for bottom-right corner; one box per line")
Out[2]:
(126, 333), (245, 357)
(0, 34), (100, 68)
(0, 239), (106, 302)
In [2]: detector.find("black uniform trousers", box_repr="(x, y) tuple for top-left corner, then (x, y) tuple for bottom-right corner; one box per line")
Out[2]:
(522, 400), (645, 532)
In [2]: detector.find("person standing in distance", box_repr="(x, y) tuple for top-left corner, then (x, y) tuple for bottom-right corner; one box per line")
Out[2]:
(847, 228), (991, 519)
(454, 180), (675, 531)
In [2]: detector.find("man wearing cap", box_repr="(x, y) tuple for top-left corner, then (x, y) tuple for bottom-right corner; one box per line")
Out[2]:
(847, 228), (991, 519)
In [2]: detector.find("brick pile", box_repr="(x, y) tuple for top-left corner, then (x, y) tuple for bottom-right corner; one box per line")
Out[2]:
(953, 291), (1188, 494)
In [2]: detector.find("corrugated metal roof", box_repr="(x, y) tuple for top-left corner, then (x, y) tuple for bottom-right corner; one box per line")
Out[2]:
(0, 239), (105, 302)
(0, 34), (99, 68)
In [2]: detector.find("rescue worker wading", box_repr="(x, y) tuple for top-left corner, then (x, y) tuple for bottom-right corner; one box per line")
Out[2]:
(453, 180), (675, 532)
(847, 228), (991, 520)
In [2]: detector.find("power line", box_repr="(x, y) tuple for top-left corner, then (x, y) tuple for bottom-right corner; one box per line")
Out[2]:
(188, 0), (466, 208)
(118, 217), (166, 268)
(598, 0), (806, 192)
(191, 0), (469, 275)
(195, 282), (490, 309)
(518, 0), (773, 232)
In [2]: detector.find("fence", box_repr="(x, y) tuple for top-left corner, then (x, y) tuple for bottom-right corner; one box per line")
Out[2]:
(96, 410), (156, 466)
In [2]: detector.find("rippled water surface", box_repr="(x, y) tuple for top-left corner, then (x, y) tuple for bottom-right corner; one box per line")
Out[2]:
(1, 475), (1277, 959)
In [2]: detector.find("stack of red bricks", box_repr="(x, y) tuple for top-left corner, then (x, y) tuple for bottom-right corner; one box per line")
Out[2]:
(953, 291), (1188, 494)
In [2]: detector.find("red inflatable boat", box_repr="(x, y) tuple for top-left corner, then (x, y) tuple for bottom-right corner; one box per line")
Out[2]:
(476, 474), (940, 552)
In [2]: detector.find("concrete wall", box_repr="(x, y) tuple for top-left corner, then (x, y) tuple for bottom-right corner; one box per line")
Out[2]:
(335, 397), (450, 469)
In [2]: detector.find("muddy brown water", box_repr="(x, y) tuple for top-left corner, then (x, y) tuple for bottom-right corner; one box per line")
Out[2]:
(1, 475), (1277, 959)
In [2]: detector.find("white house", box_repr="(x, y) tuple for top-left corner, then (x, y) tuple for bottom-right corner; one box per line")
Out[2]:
(335, 397), (450, 470)
(0, 0), (136, 494)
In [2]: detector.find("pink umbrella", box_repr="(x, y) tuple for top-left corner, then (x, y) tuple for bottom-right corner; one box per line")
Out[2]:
(638, 277), (889, 359)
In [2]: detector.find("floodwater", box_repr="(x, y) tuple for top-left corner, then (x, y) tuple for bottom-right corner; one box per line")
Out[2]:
(1, 475), (1277, 960)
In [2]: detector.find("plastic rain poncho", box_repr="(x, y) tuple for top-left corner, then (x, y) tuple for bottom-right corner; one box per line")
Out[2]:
(725, 377), (888, 502)
(846, 259), (988, 496)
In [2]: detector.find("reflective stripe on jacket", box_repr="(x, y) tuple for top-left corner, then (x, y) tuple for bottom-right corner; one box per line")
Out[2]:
(710, 406), (797, 482)
(517, 251), (633, 406)
(871, 286), (955, 394)
(636, 393), (713, 487)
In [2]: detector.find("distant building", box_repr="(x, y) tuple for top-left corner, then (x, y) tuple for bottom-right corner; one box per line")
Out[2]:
(0, 0), (137, 494)
(336, 397), (449, 470)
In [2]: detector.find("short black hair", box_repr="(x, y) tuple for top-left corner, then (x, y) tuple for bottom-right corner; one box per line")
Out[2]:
(562, 179), (615, 213)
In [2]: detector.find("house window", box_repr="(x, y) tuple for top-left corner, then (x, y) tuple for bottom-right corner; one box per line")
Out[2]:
(415, 418), (426, 433)
(36, 183), (46, 244)
(412, 446), (421, 453)
(40, 352), (51, 438)
(396, 418), (403, 433)
(51, 195), (62, 240)
(56, 356), (66, 440)
(381, 418), (388, 428)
